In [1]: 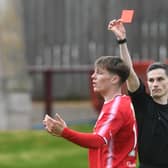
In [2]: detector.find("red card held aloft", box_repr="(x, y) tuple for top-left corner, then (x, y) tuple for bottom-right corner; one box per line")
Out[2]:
(120, 10), (134, 23)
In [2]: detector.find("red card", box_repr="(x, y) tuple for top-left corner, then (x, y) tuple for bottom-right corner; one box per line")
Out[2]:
(120, 10), (134, 23)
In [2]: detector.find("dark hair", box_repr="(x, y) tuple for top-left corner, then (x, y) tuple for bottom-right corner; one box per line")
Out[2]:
(95, 56), (130, 84)
(147, 62), (168, 76)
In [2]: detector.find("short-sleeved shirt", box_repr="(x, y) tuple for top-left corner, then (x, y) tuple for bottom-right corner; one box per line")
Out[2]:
(89, 95), (137, 168)
(128, 80), (168, 168)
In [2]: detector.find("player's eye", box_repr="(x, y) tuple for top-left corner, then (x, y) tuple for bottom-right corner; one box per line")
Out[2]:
(148, 78), (154, 82)
(157, 77), (164, 82)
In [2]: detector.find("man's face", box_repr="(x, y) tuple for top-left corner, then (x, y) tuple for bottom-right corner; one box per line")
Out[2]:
(147, 68), (168, 99)
(91, 66), (114, 95)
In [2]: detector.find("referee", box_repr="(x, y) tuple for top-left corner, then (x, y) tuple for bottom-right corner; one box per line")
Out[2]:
(108, 19), (168, 168)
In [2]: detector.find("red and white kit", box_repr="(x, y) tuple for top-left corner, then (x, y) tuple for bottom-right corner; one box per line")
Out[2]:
(62, 95), (137, 168)
(89, 95), (137, 168)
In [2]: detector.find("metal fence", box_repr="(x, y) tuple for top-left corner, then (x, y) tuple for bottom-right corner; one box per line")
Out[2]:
(21, 0), (168, 99)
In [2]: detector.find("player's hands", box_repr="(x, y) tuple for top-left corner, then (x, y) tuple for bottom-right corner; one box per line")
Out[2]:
(108, 19), (126, 40)
(43, 113), (67, 136)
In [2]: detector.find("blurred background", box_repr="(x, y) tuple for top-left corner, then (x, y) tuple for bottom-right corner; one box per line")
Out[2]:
(0, 0), (168, 130)
(0, 0), (167, 167)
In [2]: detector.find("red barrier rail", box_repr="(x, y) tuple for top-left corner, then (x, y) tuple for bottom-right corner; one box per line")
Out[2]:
(27, 60), (168, 115)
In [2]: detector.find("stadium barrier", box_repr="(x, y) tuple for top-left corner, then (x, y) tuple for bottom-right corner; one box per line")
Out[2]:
(28, 60), (168, 115)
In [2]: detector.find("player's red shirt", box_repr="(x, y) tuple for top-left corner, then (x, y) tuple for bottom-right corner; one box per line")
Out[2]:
(89, 95), (137, 168)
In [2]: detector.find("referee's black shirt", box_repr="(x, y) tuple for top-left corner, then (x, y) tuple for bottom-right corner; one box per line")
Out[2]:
(128, 80), (168, 168)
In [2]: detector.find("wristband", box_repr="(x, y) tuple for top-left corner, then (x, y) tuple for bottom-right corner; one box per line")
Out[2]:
(117, 38), (127, 44)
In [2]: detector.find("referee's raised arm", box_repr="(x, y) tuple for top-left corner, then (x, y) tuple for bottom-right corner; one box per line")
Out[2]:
(108, 19), (140, 93)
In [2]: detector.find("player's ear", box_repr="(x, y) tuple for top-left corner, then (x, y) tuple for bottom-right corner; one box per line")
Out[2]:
(111, 74), (120, 84)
